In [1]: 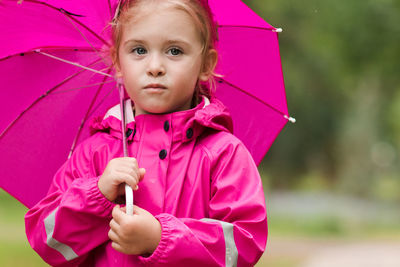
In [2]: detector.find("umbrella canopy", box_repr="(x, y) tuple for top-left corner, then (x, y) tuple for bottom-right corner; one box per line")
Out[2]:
(0, 0), (293, 208)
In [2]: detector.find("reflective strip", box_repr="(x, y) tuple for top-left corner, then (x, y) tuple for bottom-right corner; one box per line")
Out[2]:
(203, 96), (211, 108)
(44, 208), (78, 261)
(201, 218), (238, 267)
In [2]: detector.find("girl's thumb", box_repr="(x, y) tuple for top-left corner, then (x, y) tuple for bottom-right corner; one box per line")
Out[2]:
(139, 168), (146, 180)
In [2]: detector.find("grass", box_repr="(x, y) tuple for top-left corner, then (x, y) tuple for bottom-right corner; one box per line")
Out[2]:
(0, 243), (45, 267)
(0, 189), (47, 266)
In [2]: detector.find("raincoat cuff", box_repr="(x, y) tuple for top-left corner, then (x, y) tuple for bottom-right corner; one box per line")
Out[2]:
(138, 213), (173, 264)
(86, 177), (115, 217)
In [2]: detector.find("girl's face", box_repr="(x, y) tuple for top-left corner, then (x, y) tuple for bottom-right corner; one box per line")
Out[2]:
(116, 4), (210, 116)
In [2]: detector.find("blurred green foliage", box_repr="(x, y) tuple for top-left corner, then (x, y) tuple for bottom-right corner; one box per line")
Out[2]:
(270, 214), (400, 239)
(244, 0), (400, 200)
(0, 190), (45, 266)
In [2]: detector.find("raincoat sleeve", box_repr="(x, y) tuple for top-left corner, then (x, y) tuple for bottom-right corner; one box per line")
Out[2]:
(25, 136), (115, 266)
(139, 138), (268, 267)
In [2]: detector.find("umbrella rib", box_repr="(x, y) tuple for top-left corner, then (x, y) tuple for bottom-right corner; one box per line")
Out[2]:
(19, 0), (110, 46)
(218, 25), (281, 32)
(0, 58), (105, 139)
(51, 80), (114, 95)
(218, 78), (295, 123)
(61, 11), (112, 69)
(35, 50), (113, 78)
(108, 0), (113, 19)
(0, 47), (98, 62)
(68, 67), (114, 158)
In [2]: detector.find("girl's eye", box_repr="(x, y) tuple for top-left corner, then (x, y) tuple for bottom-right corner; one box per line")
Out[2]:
(132, 47), (147, 55)
(168, 48), (182, 56)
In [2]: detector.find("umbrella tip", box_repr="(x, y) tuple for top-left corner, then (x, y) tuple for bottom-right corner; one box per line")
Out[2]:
(274, 28), (283, 33)
(284, 115), (296, 123)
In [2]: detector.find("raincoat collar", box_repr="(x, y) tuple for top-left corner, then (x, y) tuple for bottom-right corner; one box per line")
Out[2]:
(90, 96), (233, 142)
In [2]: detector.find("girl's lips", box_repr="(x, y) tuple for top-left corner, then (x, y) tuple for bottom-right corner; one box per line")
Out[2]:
(144, 84), (167, 89)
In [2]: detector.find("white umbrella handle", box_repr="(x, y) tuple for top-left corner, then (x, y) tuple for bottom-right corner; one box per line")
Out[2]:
(118, 83), (134, 215)
(125, 184), (134, 215)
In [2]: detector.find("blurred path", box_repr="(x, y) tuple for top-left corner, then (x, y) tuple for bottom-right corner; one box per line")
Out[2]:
(302, 241), (400, 267)
(258, 237), (400, 267)
(256, 191), (400, 267)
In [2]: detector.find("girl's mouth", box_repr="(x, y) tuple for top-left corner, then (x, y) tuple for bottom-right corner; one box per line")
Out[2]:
(144, 83), (167, 89)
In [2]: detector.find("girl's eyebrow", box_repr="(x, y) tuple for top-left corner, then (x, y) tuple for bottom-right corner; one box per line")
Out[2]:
(123, 39), (147, 46)
(165, 39), (190, 46)
(123, 39), (190, 47)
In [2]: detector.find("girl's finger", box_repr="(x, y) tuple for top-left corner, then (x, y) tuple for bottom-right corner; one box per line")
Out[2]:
(112, 159), (138, 173)
(138, 168), (146, 181)
(108, 228), (119, 243)
(132, 205), (144, 215)
(112, 173), (138, 193)
(109, 218), (120, 233)
(111, 241), (125, 253)
(121, 157), (138, 168)
(123, 173), (140, 189)
(114, 172), (137, 187)
(115, 165), (138, 177)
(112, 205), (124, 224)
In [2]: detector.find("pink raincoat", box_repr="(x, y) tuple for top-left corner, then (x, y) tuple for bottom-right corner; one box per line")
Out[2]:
(25, 97), (267, 266)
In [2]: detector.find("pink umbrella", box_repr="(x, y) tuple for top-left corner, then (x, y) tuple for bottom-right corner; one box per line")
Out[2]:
(0, 0), (294, 208)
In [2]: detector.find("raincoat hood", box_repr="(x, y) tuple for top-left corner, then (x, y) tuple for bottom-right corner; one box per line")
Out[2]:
(89, 97), (234, 142)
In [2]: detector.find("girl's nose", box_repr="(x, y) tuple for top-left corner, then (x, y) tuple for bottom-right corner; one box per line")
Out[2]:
(146, 54), (166, 77)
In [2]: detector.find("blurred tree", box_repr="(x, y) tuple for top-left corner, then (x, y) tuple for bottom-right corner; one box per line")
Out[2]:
(243, 0), (400, 199)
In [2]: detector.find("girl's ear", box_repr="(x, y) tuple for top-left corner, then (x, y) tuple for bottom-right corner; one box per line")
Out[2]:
(115, 67), (123, 78)
(199, 49), (218, 81)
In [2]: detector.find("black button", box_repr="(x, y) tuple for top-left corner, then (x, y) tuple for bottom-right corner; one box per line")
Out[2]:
(186, 128), (193, 139)
(164, 121), (170, 132)
(126, 129), (133, 138)
(159, 149), (167, 159)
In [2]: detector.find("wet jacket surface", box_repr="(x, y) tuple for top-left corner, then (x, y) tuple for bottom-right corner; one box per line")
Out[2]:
(25, 97), (268, 266)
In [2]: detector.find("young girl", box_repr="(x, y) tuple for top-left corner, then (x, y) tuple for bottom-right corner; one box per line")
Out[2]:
(25, 0), (267, 266)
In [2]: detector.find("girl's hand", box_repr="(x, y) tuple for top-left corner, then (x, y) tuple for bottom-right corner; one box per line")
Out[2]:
(98, 157), (145, 202)
(108, 205), (162, 255)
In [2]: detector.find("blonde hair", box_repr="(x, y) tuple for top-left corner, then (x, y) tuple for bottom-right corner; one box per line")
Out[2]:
(110, 0), (219, 98)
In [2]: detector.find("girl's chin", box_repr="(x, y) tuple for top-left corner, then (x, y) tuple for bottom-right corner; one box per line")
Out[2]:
(133, 98), (193, 115)
(135, 105), (172, 115)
